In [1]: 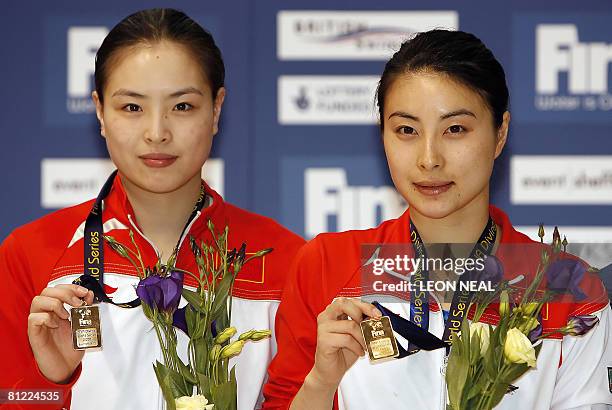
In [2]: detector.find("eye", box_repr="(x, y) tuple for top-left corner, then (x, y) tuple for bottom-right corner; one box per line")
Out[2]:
(122, 103), (142, 113)
(174, 102), (193, 111)
(396, 125), (417, 136)
(445, 124), (466, 134)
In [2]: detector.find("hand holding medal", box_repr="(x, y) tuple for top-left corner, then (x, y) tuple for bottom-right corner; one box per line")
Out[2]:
(27, 284), (94, 383)
(307, 298), (382, 391)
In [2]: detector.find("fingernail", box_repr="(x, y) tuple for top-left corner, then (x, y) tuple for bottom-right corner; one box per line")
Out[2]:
(373, 308), (382, 318)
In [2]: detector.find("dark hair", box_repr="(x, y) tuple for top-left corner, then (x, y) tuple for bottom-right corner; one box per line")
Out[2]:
(94, 8), (225, 103)
(376, 29), (508, 129)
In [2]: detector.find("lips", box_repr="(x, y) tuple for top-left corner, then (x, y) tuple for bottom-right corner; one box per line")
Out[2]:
(139, 153), (178, 168)
(413, 180), (454, 196)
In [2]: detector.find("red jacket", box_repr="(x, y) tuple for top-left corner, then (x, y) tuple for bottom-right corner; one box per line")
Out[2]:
(0, 175), (304, 410)
(263, 206), (610, 409)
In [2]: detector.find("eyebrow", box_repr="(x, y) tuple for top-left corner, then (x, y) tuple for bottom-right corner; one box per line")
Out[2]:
(111, 87), (204, 98)
(388, 109), (477, 121)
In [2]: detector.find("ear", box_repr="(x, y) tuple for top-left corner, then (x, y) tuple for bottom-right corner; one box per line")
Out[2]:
(494, 111), (510, 159)
(211, 87), (226, 136)
(92, 91), (106, 138)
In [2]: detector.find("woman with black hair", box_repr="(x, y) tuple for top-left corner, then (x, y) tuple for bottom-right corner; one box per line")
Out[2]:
(263, 30), (611, 409)
(0, 9), (304, 410)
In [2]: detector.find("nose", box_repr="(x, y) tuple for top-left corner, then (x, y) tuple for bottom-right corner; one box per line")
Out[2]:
(144, 113), (171, 144)
(417, 135), (443, 171)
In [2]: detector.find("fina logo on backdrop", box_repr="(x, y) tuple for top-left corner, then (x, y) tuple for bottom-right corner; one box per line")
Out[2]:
(44, 19), (109, 126)
(277, 11), (458, 60)
(278, 76), (379, 124)
(513, 15), (612, 122)
(304, 168), (406, 238)
(536, 25), (612, 112)
(67, 27), (108, 114)
(280, 157), (405, 238)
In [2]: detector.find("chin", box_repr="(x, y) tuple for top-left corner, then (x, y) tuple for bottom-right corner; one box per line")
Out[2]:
(404, 194), (458, 220)
(127, 172), (195, 195)
(413, 205), (456, 220)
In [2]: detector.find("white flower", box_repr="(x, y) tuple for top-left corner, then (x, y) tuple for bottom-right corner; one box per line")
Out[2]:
(504, 328), (537, 367)
(175, 394), (214, 410)
(469, 322), (490, 356)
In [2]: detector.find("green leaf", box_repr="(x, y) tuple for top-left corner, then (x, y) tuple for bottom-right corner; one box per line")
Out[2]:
(153, 362), (177, 410)
(185, 305), (197, 337)
(194, 336), (211, 376)
(182, 288), (205, 312)
(166, 366), (191, 398)
(484, 328), (501, 380)
(176, 356), (197, 385)
(211, 366), (238, 410)
(197, 372), (213, 400)
(446, 335), (469, 409)
(487, 380), (509, 409)
(469, 330), (480, 366)
(210, 274), (233, 319)
(465, 369), (489, 400)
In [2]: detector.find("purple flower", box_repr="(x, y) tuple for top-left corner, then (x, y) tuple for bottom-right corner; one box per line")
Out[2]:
(545, 259), (587, 300)
(565, 315), (600, 336)
(136, 270), (184, 313)
(471, 255), (504, 284)
(136, 275), (163, 308)
(172, 306), (188, 334)
(528, 321), (542, 343)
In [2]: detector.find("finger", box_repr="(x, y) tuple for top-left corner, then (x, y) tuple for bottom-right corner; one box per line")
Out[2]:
(323, 333), (365, 358)
(324, 298), (380, 322)
(320, 319), (367, 350)
(85, 290), (94, 305)
(30, 296), (70, 319)
(40, 285), (89, 307)
(28, 312), (60, 330)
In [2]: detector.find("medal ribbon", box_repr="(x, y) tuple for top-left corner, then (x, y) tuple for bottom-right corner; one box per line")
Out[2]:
(73, 170), (206, 308)
(405, 217), (498, 354)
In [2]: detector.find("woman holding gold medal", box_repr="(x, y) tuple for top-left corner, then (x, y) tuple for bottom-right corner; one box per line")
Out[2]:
(263, 30), (612, 409)
(0, 8), (304, 410)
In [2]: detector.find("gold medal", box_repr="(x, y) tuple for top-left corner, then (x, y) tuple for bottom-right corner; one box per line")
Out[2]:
(360, 316), (399, 362)
(70, 303), (102, 350)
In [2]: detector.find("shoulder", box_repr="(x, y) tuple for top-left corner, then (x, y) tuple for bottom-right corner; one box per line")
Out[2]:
(287, 216), (404, 297)
(1, 200), (94, 292)
(222, 202), (304, 249)
(8, 200), (94, 248)
(217, 202), (305, 300)
(492, 206), (609, 326)
(310, 216), (401, 253)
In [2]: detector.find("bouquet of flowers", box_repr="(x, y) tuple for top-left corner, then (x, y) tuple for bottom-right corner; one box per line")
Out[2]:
(445, 227), (600, 410)
(105, 221), (272, 410)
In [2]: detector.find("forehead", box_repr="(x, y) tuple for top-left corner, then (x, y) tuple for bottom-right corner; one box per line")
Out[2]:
(384, 71), (489, 116)
(104, 41), (210, 94)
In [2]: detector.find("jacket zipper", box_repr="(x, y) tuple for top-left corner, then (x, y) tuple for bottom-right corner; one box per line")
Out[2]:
(430, 293), (448, 410)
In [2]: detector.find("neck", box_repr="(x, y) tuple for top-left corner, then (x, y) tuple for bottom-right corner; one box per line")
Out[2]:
(410, 190), (490, 244)
(120, 173), (202, 261)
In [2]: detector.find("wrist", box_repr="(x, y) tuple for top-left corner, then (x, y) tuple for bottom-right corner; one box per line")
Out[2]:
(304, 368), (338, 397)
